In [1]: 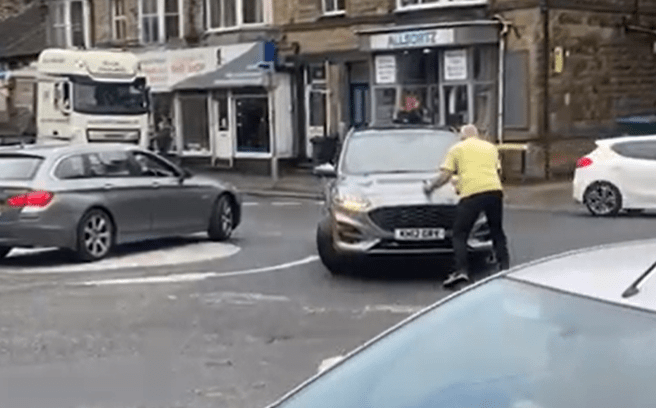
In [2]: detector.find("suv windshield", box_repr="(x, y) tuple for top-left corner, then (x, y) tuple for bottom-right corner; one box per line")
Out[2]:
(274, 278), (656, 408)
(340, 130), (458, 175)
(0, 155), (44, 180)
(73, 77), (149, 115)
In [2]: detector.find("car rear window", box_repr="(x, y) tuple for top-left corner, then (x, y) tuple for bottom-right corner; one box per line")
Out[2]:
(0, 154), (44, 180)
(611, 141), (656, 160)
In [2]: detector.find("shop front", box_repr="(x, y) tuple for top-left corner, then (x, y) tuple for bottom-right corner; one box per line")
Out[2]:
(172, 43), (293, 167)
(358, 22), (501, 137)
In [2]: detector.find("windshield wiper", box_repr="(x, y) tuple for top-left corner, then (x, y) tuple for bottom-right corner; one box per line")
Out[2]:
(622, 259), (656, 298)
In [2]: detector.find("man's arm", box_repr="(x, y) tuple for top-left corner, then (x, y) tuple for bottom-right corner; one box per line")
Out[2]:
(424, 168), (454, 194)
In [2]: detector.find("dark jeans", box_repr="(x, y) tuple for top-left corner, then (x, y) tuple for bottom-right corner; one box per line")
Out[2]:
(452, 190), (509, 274)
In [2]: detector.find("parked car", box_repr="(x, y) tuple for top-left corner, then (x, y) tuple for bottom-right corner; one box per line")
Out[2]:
(573, 134), (656, 216)
(314, 125), (494, 275)
(266, 238), (656, 408)
(0, 143), (241, 261)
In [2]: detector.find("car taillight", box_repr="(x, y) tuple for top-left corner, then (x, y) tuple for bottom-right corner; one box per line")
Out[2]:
(576, 157), (593, 168)
(7, 191), (54, 208)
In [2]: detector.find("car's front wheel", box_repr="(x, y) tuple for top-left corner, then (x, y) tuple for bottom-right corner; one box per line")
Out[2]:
(208, 195), (235, 241)
(316, 217), (351, 275)
(584, 181), (622, 217)
(76, 209), (115, 262)
(0, 246), (12, 260)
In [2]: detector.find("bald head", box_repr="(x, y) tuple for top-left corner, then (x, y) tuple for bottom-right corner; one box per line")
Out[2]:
(459, 124), (479, 140)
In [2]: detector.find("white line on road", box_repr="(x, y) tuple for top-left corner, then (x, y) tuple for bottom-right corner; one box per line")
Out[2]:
(73, 255), (320, 287)
(271, 201), (303, 206)
(242, 202), (260, 207)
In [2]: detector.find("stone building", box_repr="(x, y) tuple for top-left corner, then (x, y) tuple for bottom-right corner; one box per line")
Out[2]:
(42, 0), (294, 170)
(276, 0), (656, 178)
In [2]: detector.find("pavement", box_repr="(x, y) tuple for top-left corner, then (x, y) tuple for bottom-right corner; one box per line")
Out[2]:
(192, 167), (578, 212)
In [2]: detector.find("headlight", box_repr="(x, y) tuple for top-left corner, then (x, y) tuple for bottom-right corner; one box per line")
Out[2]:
(334, 194), (371, 212)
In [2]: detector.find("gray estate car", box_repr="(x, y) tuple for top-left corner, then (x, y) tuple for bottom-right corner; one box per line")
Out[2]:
(314, 126), (494, 275)
(0, 143), (241, 261)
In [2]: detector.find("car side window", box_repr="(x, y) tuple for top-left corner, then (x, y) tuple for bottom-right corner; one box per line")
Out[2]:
(131, 151), (178, 177)
(612, 141), (656, 160)
(83, 151), (134, 177)
(54, 155), (86, 179)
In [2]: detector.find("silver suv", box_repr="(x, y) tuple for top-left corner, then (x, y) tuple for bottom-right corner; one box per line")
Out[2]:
(314, 126), (494, 275)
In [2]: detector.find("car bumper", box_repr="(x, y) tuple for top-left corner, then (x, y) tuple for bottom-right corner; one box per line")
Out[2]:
(330, 209), (493, 256)
(0, 212), (76, 250)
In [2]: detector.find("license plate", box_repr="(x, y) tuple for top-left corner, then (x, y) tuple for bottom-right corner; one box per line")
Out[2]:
(394, 228), (445, 241)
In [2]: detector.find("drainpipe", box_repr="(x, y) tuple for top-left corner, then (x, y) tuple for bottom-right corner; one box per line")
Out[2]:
(541, 0), (550, 180)
(493, 15), (511, 145)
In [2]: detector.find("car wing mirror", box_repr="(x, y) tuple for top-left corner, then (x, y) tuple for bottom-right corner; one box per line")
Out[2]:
(313, 163), (337, 178)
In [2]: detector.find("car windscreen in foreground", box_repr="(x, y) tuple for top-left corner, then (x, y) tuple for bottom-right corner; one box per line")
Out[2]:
(340, 130), (458, 175)
(273, 278), (656, 408)
(0, 155), (44, 180)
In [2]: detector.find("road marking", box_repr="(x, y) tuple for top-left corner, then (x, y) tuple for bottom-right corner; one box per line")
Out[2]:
(318, 355), (345, 373)
(0, 241), (241, 275)
(243, 202), (260, 207)
(271, 201), (302, 206)
(73, 255), (320, 286)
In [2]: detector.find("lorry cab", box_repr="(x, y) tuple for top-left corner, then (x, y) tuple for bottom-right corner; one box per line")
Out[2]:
(35, 48), (150, 148)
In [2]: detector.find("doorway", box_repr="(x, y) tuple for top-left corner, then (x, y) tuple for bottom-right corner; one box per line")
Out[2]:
(350, 84), (369, 128)
(235, 95), (270, 154)
(179, 93), (210, 154)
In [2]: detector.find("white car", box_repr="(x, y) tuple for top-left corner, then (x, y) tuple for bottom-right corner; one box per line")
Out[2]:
(573, 134), (656, 216)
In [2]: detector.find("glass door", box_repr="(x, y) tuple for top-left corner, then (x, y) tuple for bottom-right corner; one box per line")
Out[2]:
(235, 95), (270, 154)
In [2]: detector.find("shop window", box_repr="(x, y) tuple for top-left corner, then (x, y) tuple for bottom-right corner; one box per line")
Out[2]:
(375, 88), (397, 124)
(474, 84), (497, 139)
(474, 46), (497, 82)
(443, 85), (469, 128)
(395, 87), (430, 124)
(504, 51), (529, 129)
(398, 50), (432, 85)
(236, 97), (270, 153)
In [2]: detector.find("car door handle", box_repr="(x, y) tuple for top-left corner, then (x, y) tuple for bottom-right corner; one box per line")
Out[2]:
(104, 183), (113, 190)
(152, 181), (160, 188)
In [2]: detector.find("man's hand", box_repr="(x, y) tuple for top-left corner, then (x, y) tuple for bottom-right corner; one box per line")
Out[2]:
(423, 180), (434, 195)
(423, 169), (453, 195)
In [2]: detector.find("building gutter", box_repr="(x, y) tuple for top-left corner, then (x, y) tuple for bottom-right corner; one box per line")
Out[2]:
(541, 0), (550, 180)
(493, 15), (511, 145)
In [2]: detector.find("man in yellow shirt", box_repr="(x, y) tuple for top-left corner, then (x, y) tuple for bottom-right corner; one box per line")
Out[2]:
(423, 124), (510, 288)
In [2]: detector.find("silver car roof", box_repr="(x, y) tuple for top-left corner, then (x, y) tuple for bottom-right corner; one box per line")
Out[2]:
(0, 143), (142, 157)
(507, 238), (656, 311)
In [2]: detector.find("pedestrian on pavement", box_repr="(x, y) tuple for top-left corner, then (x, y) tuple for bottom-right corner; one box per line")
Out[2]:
(423, 124), (510, 288)
(156, 115), (173, 156)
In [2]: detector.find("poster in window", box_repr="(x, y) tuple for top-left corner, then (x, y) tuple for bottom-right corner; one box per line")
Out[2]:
(444, 49), (467, 81)
(375, 55), (396, 84)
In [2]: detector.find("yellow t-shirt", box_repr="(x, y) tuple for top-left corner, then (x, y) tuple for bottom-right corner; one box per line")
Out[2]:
(440, 137), (502, 198)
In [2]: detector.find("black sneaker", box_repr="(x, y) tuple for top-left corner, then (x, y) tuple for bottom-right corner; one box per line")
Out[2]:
(443, 271), (470, 288)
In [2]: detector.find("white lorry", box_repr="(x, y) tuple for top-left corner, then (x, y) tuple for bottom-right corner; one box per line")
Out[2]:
(0, 48), (150, 147)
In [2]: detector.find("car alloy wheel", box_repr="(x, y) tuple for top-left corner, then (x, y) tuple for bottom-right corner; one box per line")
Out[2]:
(208, 195), (234, 241)
(584, 182), (622, 217)
(77, 209), (114, 261)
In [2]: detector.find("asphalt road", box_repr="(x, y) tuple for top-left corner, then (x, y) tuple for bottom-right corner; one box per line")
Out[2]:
(1, 199), (656, 408)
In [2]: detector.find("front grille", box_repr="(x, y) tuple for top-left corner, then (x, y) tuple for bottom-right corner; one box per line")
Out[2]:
(368, 205), (457, 232)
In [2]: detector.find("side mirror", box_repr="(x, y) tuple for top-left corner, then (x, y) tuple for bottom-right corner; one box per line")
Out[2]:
(313, 163), (337, 178)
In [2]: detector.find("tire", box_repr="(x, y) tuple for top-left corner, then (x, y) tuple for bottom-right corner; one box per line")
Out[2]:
(316, 217), (350, 275)
(76, 209), (114, 262)
(583, 182), (622, 217)
(208, 195), (235, 241)
(0, 246), (12, 260)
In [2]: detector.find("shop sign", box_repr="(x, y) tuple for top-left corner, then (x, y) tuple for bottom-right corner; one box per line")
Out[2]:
(138, 44), (253, 91)
(444, 49), (467, 81)
(375, 55), (396, 84)
(370, 28), (454, 50)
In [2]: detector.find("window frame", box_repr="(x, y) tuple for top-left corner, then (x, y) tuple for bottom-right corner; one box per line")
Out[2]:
(138, 0), (183, 45)
(322, 0), (346, 16)
(129, 150), (181, 178)
(395, 0), (487, 12)
(205, 0), (270, 32)
(112, 0), (128, 41)
(51, 0), (91, 49)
